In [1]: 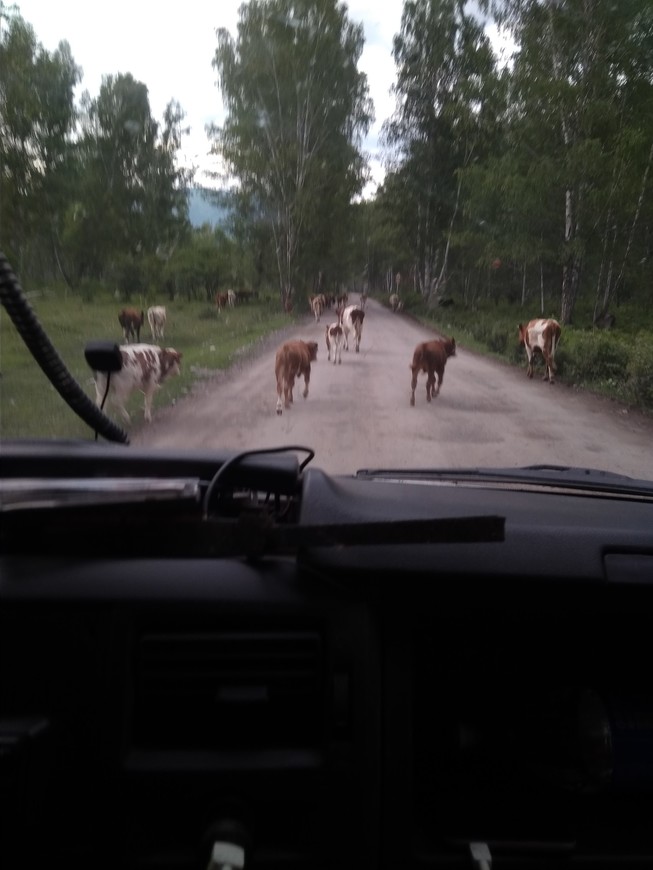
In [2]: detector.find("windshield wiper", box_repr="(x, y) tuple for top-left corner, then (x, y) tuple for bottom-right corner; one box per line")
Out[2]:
(356, 465), (653, 500)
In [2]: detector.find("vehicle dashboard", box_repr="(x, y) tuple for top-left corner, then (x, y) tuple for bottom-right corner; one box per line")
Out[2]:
(2, 442), (653, 869)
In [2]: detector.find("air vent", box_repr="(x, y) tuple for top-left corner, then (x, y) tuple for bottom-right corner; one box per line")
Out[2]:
(133, 632), (323, 750)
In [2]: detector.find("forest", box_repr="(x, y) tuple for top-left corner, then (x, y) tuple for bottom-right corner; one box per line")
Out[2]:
(2, 0), (653, 408)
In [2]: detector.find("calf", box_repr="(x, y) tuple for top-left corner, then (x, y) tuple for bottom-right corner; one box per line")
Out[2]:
(342, 304), (365, 353)
(227, 289), (237, 308)
(94, 344), (182, 423)
(409, 336), (456, 406)
(118, 308), (144, 343)
(518, 318), (561, 383)
(147, 305), (167, 341)
(274, 339), (318, 415)
(389, 293), (403, 312)
(325, 312), (344, 365)
(310, 294), (324, 322)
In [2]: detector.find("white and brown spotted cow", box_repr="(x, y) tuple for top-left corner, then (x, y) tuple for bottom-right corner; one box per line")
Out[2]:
(342, 304), (365, 353)
(274, 339), (318, 415)
(94, 344), (182, 423)
(118, 307), (144, 343)
(147, 306), (167, 341)
(409, 336), (456, 406)
(518, 318), (561, 383)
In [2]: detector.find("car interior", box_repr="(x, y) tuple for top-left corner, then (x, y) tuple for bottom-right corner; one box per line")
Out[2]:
(3, 254), (653, 870)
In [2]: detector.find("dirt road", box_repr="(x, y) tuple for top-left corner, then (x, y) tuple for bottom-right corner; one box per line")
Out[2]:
(131, 299), (653, 480)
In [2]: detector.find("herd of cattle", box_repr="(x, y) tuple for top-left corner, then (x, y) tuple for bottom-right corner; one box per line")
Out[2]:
(100, 299), (561, 423)
(275, 293), (562, 415)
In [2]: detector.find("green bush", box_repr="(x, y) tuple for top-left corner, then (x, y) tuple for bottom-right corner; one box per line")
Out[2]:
(558, 330), (629, 386)
(626, 334), (653, 407)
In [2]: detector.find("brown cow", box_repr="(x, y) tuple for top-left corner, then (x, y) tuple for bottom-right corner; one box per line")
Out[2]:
(215, 292), (229, 312)
(518, 318), (561, 383)
(275, 339), (318, 415)
(409, 336), (456, 406)
(118, 308), (144, 343)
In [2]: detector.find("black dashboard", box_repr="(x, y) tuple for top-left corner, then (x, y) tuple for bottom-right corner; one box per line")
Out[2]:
(2, 442), (653, 869)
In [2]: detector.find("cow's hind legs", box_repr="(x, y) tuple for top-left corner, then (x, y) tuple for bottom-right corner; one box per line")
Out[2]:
(410, 369), (418, 406)
(426, 372), (436, 402)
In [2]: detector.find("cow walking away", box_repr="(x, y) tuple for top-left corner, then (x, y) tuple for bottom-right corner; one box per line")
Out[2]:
(118, 308), (144, 343)
(342, 304), (365, 353)
(409, 336), (456, 406)
(309, 293), (327, 322)
(518, 318), (561, 383)
(325, 309), (344, 365)
(275, 339), (318, 415)
(389, 293), (403, 313)
(147, 306), (167, 341)
(94, 344), (182, 423)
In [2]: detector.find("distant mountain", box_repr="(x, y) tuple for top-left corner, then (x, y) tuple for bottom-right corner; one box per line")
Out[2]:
(187, 187), (231, 229)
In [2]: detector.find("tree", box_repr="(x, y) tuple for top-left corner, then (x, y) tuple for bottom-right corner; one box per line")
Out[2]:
(211, 0), (372, 310)
(482, 0), (653, 324)
(0, 8), (80, 279)
(68, 74), (191, 284)
(383, 0), (502, 301)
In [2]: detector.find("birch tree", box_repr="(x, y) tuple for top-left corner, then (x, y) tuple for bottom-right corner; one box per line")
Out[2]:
(383, 0), (501, 301)
(211, 0), (372, 309)
(483, 0), (653, 324)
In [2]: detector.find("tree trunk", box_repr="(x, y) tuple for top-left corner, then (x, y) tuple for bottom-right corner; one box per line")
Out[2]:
(560, 185), (583, 325)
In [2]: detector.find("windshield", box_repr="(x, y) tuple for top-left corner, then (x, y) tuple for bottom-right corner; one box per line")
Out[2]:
(2, 0), (653, 481)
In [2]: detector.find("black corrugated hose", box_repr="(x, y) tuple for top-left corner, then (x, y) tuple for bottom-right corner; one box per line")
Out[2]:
(0, 252), (129, 444)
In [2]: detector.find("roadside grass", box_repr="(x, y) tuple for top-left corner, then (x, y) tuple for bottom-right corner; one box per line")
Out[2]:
(0, 290), (291, 439)
(5, 287), (653, 440)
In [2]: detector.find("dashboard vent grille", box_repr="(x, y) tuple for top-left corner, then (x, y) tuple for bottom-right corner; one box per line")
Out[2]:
(133, 631), (323, 750)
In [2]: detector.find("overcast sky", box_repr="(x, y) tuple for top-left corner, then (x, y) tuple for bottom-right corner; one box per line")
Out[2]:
(14, 0), (408, 194)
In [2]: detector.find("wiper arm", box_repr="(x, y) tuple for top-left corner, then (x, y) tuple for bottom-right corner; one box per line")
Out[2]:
(230, 513), (505, 558)
(356, 465), (653, 499)
(2, 503), (505, 558)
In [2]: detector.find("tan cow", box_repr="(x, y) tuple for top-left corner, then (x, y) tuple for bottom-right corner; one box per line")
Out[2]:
(409, 336), (456, 406)
(147, 306), (167, 341)
(325, 309), (344, 365)
(309, 294), (325, 322)
(518, 318), (561, 383)
(274, 339), (318, 415)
